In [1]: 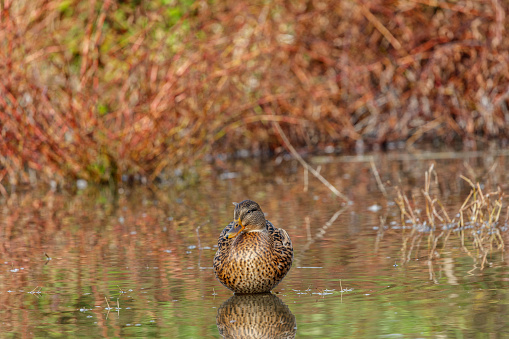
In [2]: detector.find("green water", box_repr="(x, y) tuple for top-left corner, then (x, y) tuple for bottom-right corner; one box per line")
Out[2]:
(1, 149), (509, 338)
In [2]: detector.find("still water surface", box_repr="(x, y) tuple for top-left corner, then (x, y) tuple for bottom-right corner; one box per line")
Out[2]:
(1, 148), (509, 338)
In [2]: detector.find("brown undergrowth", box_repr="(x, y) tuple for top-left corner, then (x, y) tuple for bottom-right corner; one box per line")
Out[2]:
(394, 165), (508, 269)
(1, 0), (509, 187)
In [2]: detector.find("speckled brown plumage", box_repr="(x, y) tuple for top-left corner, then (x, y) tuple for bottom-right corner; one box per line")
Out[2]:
(216, 293), (296, 338)
(214, 200), (293, 294)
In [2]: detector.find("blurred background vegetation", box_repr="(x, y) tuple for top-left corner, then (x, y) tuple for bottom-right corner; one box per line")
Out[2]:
(1, 0), (508, 187)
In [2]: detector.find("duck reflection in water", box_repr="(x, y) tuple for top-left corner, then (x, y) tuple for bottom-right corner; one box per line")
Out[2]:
(216, 293), (296, 339)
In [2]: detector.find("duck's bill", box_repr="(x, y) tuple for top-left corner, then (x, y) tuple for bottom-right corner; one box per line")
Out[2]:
(227, 223), (244, 239)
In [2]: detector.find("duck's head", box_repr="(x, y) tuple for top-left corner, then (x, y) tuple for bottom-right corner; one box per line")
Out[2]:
(227, 200), (266, 239)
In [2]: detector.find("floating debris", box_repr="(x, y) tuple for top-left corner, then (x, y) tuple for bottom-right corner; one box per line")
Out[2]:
(76, 179), (88, 190)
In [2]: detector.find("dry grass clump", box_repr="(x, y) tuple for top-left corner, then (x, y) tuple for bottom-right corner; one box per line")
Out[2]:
(1, 0), (509, 187)
(395, 165), (507, 268)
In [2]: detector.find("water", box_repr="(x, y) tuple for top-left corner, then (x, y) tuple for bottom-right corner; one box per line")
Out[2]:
(1, 148), (509, 338)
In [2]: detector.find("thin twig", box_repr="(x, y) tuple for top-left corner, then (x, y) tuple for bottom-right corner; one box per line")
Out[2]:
(304, 167), (308, 192)
(105, 296), (111, 319)
(357, 3), (402, 50)
(272, 121), (350, 203)
(369, 157), (387, 197)
(299, 206), (349, 255)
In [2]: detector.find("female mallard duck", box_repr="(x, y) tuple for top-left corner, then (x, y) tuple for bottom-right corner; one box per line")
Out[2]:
(213, 200), (293, 293)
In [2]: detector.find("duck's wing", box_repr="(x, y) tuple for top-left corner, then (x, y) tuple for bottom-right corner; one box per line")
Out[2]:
(216, 221), (235, 251)
(266, 220), (293, 254)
